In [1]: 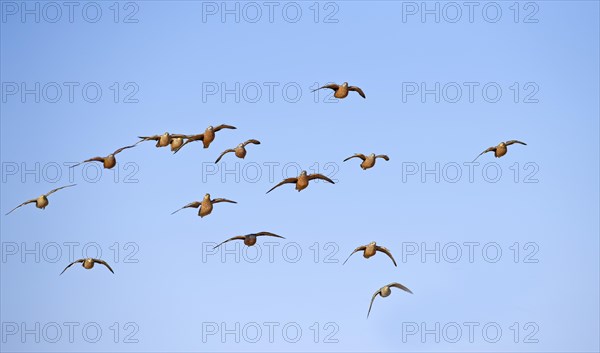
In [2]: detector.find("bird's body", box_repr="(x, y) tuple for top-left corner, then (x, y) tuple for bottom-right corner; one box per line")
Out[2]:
(60, 258), (114, 275)
(312, 82), (366, 99)
(343, 242), (397, 266)
(296, 172), (309, 191)
(170, 137), (184, 151)
(266, 170), (335, 193)
(363, 242), (377, 258)
(35, 195), (49, 209)
(103, 154), (117, 169)
(367, 282), (413, 318)
(473, 140), (527, 162)
(199, 194), (214, 217)
(344, 153), (389, 170)
(158, 133), (170, 147)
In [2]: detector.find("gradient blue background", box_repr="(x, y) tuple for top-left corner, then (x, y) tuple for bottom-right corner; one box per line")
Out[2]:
(1, 0), (599, 352)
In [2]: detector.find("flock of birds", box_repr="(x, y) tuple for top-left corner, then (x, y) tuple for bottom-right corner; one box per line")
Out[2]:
(5, 82), (527, 318)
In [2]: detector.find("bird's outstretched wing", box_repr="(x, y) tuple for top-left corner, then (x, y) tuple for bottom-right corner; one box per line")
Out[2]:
(138, 135), (160, 141)
(45, 184), (76, 196)
(312, 83), (339, 92)
(367, 290), (381, 318)
(71, 156), (104, 168)
(348, 86), (366, 98)
(307, 174), (335, 184)
(171, 201), (201, 215)
(375, 155), (390, 161)
(375, 246), (397, 267)
(505, 140), (527, 146)
(213, 236), (246, 249)
(214, 149), (235, 163)
(389, 282), (413, 294)
(252, 232), (284, 239)
(5, 199), (36, 215)
(243, 139), (261, 146)
(472, 147), (496, 162)
(213, 124), (237, 132)
(113, 144), (138, 155)
(211, 198), (237, 204)
(94, 259), (115, 274)
(266, 178), (298, 194)
(342, 246), (367, 265)
(343, 154), (366, 162)
(60, 259), (84, 275)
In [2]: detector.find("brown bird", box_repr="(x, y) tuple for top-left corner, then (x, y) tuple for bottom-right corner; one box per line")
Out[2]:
(5, 184), (76, 215)
(173, 124), (237, 153)
(138, 132), (189, 151)
(213, 231), (285, 249)
(473, 140), (527, 162)
(71, 144), (137, 169)
(367, 282), (413, 318)
(312, 82), (366, 99)
(343, 242), (397, 267)
(215, 139), (261, 163)
(60, 258), (114, 275)
(171, 193), (236, 218)
(343, 153), (389, 170)
(266, 170), (335, 194)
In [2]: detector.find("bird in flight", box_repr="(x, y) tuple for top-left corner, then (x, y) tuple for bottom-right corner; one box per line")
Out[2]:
(171, 193), (236, 218)
(343, 242), (397, 266)
(213, 232), (285, 249)
(473, 140), (527, 162)
(71, 144), (137, 169)
(367, 282), (413, 318)
(343, 153), (389, 170)
(60, 258), (114, 275)
(138, 132), (190, 151)
(266, 170), (335, 194)
(5, 184), (76, 215)
(173, 124), (237, 153)
(312, 82), (366, 99)
(215, 139), (261, 163)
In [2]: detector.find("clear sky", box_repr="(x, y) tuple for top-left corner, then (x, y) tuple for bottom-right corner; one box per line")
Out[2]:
(1, 1), (599, 352)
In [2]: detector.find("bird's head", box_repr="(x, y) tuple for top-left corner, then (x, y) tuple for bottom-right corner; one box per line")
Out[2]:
(237, 143), (244, 148)
(207, 125), (214, 131)
(204, 193), (211, 200)
(342, 82), (348, 87)
(300, 170), (307, 176)
(369, 153), (375, 157)
(369, 241), (376, 246)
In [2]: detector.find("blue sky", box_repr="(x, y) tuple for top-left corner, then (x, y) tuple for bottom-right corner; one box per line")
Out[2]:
(1, 1), (599, 352)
